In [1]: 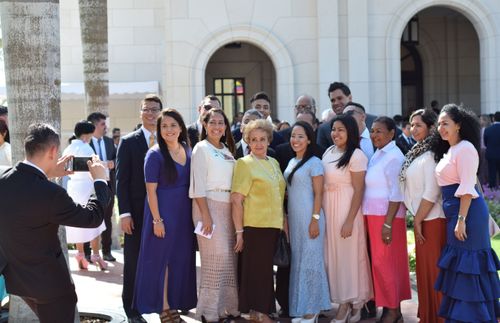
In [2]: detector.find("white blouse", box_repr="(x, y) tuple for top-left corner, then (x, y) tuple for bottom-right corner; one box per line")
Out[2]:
(0, 142), (12, 167)
(189, 140), (236, 203)
(363, 141), (406, 217)
(402, 151), (445, 221)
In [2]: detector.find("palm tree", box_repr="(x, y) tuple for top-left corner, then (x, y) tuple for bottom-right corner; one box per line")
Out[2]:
(79, 0), (109, 115)
(0, 1), (78, 321)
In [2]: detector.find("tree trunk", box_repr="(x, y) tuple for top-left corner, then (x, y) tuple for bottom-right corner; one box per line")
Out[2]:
(0, 1), (79, 322)
(79, 0), (109, 116)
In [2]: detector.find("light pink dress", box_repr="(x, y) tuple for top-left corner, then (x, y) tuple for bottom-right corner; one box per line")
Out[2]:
(322, 147), (373, 305)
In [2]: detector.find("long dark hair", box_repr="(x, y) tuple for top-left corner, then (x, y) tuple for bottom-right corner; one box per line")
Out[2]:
(331, 114), (360, 169)
(409, 109), (448, 162)
(156, 108), (189, 184)
(434, 103), (481, 161)
(200, 108), (236, 155)
(287, 121), (316, 184)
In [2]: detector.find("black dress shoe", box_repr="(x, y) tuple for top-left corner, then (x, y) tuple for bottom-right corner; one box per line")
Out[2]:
(103, 253), (116, 262)
(361, 300), (377, 319)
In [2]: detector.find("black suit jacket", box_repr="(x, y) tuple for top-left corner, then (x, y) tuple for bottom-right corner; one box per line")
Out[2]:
(187, 123), (200, 149)
(90, 135), (117, 194)
(116, 128), (149, 224)
(484, 123), (500, 160)
(395, 134), (415, 156)
(275, 142), (325, 173)
(0, 162), (109, 301)
(235, 140), (276, 160)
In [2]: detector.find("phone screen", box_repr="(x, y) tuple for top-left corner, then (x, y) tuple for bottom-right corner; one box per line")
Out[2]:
(72, 157), (92, 172)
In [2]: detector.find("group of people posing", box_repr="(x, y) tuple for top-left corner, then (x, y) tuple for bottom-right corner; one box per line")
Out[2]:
(121, 85), (499, 323)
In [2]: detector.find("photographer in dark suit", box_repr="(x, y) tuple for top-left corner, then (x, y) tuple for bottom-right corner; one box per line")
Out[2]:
(0, 123), (110, 323)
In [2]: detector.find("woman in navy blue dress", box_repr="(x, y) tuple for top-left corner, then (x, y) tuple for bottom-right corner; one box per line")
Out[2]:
(134, 108), (197, 323)
(434, 104), (500, 323)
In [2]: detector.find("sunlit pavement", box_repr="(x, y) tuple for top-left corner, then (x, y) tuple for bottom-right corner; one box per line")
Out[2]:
(71, 250), (418, 323)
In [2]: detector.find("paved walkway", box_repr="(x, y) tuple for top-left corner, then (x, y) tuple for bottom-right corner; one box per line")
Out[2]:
(71, 250), (419, 323)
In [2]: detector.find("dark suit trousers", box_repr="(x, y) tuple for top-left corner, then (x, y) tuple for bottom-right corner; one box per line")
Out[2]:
(122, 203), (144, 317)
(22, 292), (77, 323)
(487, 158), (500, 188)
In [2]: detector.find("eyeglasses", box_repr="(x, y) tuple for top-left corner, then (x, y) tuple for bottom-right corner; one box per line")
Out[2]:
(141, 108), (161, 113)
(295, 105), (314, 112)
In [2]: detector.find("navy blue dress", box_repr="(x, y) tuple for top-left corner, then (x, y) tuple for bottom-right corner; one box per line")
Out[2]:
(133, 146), (197, 313)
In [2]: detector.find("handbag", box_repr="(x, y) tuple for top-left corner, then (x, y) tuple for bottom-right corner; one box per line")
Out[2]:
(273, 230), (291, 267)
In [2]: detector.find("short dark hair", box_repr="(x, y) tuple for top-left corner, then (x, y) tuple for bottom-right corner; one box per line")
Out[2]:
(430, 100), (439, 108)
(0, 105), (7, 116)
(24, 123), (60, 158)
(112, 127), (120, 133)
(327, 82), (351, 97)
(344, 101), (365, 113)
(204, 94), (221, 105)
(494, 111), (500, 122)
(402, 120), (411, 128)
(393, 114), (403, 124)
(141, 94), (163, 110)
(87, 112), (107, 125)
(373, 116), (397, 140)
(74, 120), (96, 138)
(250, 91), (271, 104)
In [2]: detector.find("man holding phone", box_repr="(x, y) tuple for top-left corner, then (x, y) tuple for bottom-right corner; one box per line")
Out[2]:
(0, 123), (110, 322)
(86, 112), (117, 262)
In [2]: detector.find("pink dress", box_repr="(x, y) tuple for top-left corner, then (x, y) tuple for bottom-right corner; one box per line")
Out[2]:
(322, 147), (373, 305)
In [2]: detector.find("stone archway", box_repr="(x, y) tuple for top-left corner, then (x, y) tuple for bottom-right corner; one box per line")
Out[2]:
(386, 0), (497, 115)
(191, 24), (295, 122)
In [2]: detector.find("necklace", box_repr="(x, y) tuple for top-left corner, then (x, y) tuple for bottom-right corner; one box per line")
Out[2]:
(168, 144), (182, 156)
(251, 153), (280, 181)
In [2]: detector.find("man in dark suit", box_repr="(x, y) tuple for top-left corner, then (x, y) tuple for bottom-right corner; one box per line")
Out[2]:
(395, 120), (415, 155)
(187, 95), (221, 148)
(234, 108), (276, 159)
(317, 82), (376, 151)
(0, 123), (110, 323)
(85, 112), (117, 262)
(116, 94), (162, 322)
(278, 94), (317, 143)
(247, 91), (284, 149)
(484, 111), (500, 188)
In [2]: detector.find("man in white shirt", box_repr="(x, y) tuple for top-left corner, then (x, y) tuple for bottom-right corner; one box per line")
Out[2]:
(86, 112), (117, 262)
(343, 102), (375, 160)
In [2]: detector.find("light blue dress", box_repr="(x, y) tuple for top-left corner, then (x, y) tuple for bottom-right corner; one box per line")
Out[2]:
(0, 275), (6, 302)
(284, 156), (331, 316)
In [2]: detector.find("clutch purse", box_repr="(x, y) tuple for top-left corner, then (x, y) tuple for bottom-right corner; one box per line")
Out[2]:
(273, 230), (291, 267)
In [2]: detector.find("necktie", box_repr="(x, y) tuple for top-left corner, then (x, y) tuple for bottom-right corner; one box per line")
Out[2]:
(97, 138), (104, 160)
(245, 145), (251, 155)
(149, 134), (156, 148)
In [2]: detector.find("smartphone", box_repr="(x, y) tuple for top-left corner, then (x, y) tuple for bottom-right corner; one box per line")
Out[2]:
(65, 157), (92, 172)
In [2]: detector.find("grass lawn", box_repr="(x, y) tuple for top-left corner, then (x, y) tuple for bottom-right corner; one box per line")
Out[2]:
(492, 235), (500, 255)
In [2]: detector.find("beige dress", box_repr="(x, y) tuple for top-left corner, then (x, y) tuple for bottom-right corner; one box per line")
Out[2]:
(322, 147), (373, 305)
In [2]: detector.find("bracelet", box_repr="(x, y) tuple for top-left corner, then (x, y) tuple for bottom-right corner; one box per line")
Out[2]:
(457, 215), (466, 222)
(152, 218), (163, 225)
(383, 223), (392, 229)
(235, 229), (244, 234)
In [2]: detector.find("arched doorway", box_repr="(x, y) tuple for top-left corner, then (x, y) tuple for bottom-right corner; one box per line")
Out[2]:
(399, 6), (481, 116)
(205, 42), (276, 122)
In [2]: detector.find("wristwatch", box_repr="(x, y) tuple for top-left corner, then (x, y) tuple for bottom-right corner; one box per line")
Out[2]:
(458, 215), (466, 222)
(312, 213), (320, 220)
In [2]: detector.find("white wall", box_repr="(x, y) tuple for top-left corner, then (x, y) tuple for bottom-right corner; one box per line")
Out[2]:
(57, 0), (500, 124)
